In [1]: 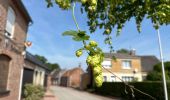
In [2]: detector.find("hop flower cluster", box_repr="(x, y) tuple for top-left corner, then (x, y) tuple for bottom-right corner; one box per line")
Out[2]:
(87, 54), (103, 87)
(55, 0), (71, 10)
(85, 40), (103, 87)
(75, 40), (104, 87)
(81, 0), (98, 12)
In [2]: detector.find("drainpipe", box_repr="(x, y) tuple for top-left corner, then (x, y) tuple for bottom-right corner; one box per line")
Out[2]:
(18, 52), (26, 100)
(18, 66), (24, 100)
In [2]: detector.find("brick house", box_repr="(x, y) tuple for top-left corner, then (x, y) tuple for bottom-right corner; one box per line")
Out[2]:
(82, 50), (159, 89)
(0, 0), (49, 100)
(60, 67), (84, 88)
(102, 51), (159, 82)
(0, 0), (32, 99)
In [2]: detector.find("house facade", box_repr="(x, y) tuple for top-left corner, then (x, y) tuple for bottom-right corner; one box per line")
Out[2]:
(102, 52), (159, 82)
(24, 52), (49, 88)
(0, 0), (49, 100)
(60, 67), (84, 88)
(50, 69), (66, 85)
(0, 0), (31, 100)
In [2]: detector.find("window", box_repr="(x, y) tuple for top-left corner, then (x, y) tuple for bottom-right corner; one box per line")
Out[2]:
(122, 60), (131, 69)
(0, 54), (11, 91)
(5, 7), (15, 38)
(34, 71), (39, 85)
(103, 76), (107, 82)
(122, 76), (134, 82)
(102, 60), (112, 68)
(110, 76), (116, 82)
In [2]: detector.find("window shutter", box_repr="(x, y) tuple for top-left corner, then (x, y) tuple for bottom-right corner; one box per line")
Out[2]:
(5, 7), (15, 38)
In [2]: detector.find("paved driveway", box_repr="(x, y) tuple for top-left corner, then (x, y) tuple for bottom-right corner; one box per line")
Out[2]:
(50, 86), (120, 100)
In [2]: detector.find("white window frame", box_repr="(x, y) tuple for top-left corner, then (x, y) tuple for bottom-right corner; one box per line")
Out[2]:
(122, 76), (134, 82)
(102, 60), (112, 68)
(5, 7), (16, 38)
(110, 76), (116, 82)
(121, 59), (132, 69)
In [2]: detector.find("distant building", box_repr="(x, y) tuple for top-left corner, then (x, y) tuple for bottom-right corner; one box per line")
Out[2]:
(102, 50), (160, 82)
(50, 69), (66, 85)
(60, 67), (84, 88)
(24, 52), (49, 88)
(83, 50), (160, 89)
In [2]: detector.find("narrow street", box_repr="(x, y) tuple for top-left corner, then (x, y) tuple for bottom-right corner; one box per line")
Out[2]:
(50, 86), (120, 100)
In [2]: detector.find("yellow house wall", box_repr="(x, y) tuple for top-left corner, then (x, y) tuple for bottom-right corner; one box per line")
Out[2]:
(102, 58), (143, 81)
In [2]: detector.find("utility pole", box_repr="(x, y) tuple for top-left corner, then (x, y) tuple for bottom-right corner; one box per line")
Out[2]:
(156, 28), (168, 100)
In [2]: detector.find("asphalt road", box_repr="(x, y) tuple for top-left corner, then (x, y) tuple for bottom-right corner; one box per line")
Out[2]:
(50, 86), (120, 100)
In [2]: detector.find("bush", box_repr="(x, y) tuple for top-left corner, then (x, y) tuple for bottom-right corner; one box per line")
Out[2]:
(95, 82), (170, 100)
(147, 62), (170, 81)
(23, 84), (45, 100)
(146, 71), (162, 81)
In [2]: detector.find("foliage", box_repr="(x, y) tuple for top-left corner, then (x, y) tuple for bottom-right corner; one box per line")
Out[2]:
(63, 30), (90, 41)
(146, 71), (163, 81)
(154, 61), (170, 72)
(45, 0), (170, 87)
(23, 84), (45, 100)
(46, 0), (170, 34)
(116, 48), (130, 54)
(146, 62), (170, 81)
(95, 82), (170, 100)
(35, 55), (47, 64)
(35, 55), (60, 71)
(61, 3), (104, 87)
(46, 63), (60, 71)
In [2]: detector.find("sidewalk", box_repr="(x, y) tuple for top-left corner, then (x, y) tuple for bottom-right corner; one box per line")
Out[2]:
(43, 90), (58, 100)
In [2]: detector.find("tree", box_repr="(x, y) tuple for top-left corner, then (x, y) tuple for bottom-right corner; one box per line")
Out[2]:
(35, 55), (47, 64)
(46, 63), (60, 71)
(116, 49), (130, 54)
(45, 0), (170, 87)
(35, 54), (60, 71)
(146, 62), (170, 81)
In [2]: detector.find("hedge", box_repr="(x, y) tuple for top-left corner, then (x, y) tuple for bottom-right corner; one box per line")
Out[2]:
(95, 81), (170, 100)
(23, 84), (45, 100)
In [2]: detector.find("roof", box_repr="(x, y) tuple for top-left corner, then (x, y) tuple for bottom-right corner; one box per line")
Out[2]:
(139, 56), (160, 72)
(104, 53), (160, 72)
(50, 69), (66, 78)
(14, 0), (32, 23)
(104, 53), (140, 59)
(62, 67), (84, 77)
(25, 52), (49, 70)
(51, 69), (60, 76)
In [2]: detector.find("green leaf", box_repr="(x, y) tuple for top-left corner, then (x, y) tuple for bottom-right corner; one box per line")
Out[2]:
(72, 35), (90, 41)
(77, 31), (86, 37)
(82, 35), (90, 40)
(62, 30), (78, 36)
(72, 36), (83, 41)
(46, 0), (53, 8)
(62, 30), (89, 41)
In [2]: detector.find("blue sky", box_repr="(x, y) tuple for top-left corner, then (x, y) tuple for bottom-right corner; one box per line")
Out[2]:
(23, 0), (170, 70)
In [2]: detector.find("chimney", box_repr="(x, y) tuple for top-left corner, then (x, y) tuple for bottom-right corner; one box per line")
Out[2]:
(130, 49), (136, 56)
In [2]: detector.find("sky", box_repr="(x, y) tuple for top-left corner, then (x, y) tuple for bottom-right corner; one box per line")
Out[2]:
(22, 0), (170, 70)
